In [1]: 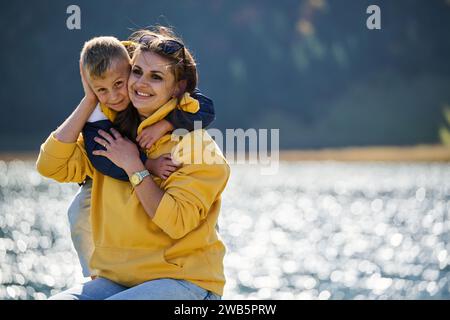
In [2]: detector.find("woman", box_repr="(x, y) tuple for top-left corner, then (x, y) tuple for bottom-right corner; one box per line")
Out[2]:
(36, 27), (230, 300)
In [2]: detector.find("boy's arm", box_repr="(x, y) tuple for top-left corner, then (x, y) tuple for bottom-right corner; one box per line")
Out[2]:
(36, 132), (94, 184)
(165, 88), (215, 131)
(136, 89), (215, 150)
(36, 95), (97, 183)
(36, 61), (97, 183)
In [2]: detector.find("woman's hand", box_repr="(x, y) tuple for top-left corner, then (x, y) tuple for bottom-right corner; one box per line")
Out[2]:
(92, 128), (145, 175)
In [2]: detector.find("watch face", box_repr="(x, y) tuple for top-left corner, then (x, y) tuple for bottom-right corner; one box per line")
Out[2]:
(131, 174), (140, 185)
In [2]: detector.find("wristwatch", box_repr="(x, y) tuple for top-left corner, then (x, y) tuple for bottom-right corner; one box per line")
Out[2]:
(129, 169), (150, 188)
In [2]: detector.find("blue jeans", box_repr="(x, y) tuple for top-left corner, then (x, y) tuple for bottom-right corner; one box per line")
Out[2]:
(67, 179), (94, 278)
(48, 277), (221, 300)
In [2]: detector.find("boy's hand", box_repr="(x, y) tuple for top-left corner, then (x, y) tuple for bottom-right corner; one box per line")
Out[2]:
(79, 61), (98, 104)
(136, 119), (174, 149)
(145, 154), (180, 180)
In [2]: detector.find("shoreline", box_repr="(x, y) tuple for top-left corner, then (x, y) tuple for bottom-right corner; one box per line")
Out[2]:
(1, 144), (449, 162)
(278, 144), (450, 162)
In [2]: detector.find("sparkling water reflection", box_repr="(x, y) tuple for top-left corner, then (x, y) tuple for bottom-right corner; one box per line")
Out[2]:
(0, 160), (449, 299)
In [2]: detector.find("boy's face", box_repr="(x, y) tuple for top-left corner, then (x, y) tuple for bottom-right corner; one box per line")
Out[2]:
(88, 58), (131, 112)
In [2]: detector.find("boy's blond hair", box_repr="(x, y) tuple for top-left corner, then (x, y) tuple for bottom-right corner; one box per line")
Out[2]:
(80, 36), (130, 78)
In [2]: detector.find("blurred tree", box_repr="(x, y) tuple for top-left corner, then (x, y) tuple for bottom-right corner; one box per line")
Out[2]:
(0, 0), (450, 150)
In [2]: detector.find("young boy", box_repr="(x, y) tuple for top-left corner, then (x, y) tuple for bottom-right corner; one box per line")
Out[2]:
(67, 36), (216, 279)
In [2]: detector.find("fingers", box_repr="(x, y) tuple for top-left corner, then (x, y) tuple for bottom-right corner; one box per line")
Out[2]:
(162, 164), (178, 173)
(168, 154), (182, 166)
(161, 157), (181, 168)
(164, 165), (178, 177)
(110, 128), (122, 140)
(94, 137), (109, 148)
(152, 153), (182, 180)
(145, 141), (155, 149)
(136, 132), (149, 144)
(136, 133), (146, 148)
(162, 153), (181, 167)
(161, 170), (174, 180)
(97, 129), (114, 144)
(164, 165), (179, 172)
(157, 162), (179, 180)
(137, 134), (157, 149)
(92, 149), (107, 157)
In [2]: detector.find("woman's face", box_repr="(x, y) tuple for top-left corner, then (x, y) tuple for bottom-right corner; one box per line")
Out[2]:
(128, 50), (178, 118)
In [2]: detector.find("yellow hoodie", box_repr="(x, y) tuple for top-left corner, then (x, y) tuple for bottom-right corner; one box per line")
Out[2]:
(36, 94), (230, 296)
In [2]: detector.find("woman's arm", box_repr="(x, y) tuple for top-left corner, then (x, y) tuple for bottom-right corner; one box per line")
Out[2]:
(92, 128), (165, 217)
(93, 128), (230, 240)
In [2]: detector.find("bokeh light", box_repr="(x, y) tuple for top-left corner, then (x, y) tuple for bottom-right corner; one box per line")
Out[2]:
(1, 160), (449, 299)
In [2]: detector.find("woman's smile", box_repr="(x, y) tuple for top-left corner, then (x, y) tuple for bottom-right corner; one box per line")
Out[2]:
(133, 89), (154, 98)
(128, 50), (177, 117)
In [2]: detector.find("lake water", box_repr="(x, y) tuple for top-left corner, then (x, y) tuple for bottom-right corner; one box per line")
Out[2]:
(0, 160), (449, 300)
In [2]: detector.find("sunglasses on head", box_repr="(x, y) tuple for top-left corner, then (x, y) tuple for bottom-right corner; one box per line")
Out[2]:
(137, 34), (185, 55)
(137, 34), (188, 81)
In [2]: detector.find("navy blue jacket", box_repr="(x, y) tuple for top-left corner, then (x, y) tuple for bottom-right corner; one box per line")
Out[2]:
(82, 90), (215, 181)
(167, 88), (215, 130)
